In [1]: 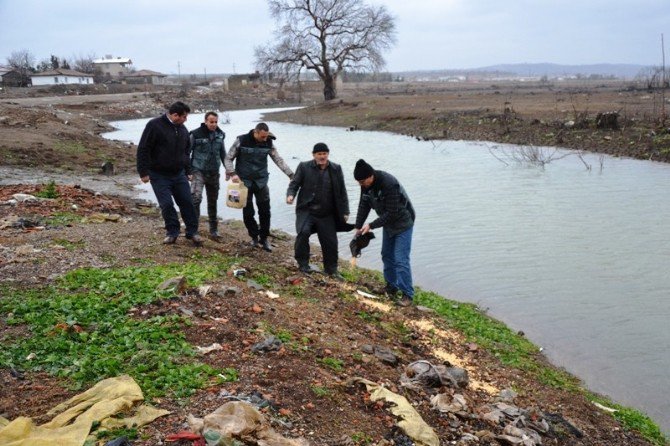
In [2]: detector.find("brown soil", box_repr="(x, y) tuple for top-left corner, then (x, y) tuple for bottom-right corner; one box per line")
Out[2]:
(0, 83), (666, 445)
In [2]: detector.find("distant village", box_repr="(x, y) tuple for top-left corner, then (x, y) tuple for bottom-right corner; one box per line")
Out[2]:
(0, 54), (273, 91)
(0, 52), (658, 93)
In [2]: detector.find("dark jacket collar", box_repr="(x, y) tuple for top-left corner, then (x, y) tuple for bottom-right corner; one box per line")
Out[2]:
(199, 123), (222, 134)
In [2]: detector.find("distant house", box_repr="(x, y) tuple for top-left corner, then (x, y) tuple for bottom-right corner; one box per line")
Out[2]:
(0, 67), (23, 87)
(93, 56), (133, 79)
(30, 69), (95, 86)
(123, 69), (167, 85)
(227, 72), (262, 90)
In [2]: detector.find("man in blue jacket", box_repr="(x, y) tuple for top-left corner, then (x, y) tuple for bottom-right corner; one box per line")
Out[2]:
(190, 111), (225, 239)
(137, 101), (203, 246)
(353, 159), (416, 306)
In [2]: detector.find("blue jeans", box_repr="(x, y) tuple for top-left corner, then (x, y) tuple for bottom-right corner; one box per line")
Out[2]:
(381, 226), (414, 298)
(149, 170), (199, 238)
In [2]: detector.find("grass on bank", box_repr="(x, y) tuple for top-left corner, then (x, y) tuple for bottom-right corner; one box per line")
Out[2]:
(0, 253), (239, 399)
(413, 288), (668, 446)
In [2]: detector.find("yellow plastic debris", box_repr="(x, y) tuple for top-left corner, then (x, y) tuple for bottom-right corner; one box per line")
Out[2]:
(352, 378), (440, 446)
(0, 375), (170, 446)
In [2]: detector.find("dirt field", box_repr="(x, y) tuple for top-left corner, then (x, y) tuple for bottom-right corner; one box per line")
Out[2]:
(268, 80), (670, 163)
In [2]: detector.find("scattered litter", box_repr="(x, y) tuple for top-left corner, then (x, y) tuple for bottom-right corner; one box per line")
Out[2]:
(351, 377), (439, 446)
(196, 343), (224, 355)
(232, 268), (246, 278)
(264, 290), (280, 299)
(251, 335), (283, 353)
(356, 289), (378, 299)
(198, 285), (212, 297)
(0, 375), (169, 446)
(431, 393), (468, 414)
(592, 401), (617, 413)
(247, 280), (264, 291)
(165, 430), (204, 443)
(104, 437), (132, 446)
(186, 401), (309, 446)
(12, 193), (38, 202)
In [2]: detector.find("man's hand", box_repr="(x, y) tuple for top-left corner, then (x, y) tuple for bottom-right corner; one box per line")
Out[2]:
(286, 195), (294, 205)
(356, 224), (371, 236)
(140, 175), (150, 183)
(344, 214), (349, 222)
(231, 174), (240, 183)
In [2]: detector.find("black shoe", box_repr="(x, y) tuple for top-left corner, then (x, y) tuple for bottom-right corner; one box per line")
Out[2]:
(250, 238), (259, 248)
(186, 234), (204, 247)
(384, 284), (399, 298)
(163, 235), (178, 244)
(298, 265), (314, 274)
(209, 230), (221, 240)
(396, 294), (413, 307)
(328, 272), (345, 282)
(260, 239), (272, 252)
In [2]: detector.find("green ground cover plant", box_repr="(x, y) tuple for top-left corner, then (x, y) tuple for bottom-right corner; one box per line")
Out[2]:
(0, 254), (238, 399)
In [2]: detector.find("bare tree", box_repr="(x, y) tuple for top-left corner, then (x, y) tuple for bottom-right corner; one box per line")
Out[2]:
(635, 66), (669, 90)
(255, 0), (396, 100)
(6, 49), (35, 87)
(72, 52), (97, 74)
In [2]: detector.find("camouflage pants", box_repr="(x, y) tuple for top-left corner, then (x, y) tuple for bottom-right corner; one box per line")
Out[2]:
(190, 170), (220, 232)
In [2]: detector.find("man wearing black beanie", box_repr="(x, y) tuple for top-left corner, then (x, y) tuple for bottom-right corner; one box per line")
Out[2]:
(287, 143), (354, 279)
(353, 159), (416, 306)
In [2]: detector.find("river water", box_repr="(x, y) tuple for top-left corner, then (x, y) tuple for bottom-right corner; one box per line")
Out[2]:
(105, 107), (670, 434)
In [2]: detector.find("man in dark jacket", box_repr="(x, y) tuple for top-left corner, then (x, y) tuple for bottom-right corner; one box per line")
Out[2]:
(224, 122), (293, 251)
(137, 101), (203, 246)
(287, 143), (353, 279)
(353, 159), (416, 306)
(190, 111), (225, 239)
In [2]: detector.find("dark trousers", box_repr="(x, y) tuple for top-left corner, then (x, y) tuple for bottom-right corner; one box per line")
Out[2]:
(243, 184), (271, 240)
(295, 213), (338, 274)
(149, 170), (199, 238)
(190, 170), (220, 231)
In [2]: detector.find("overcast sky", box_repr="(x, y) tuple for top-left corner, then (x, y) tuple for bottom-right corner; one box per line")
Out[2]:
(1, 0), (668, 74)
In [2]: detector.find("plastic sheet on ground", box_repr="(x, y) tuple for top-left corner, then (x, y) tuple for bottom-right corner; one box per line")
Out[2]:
(351, 378), (439, 446)
(187, 401), (309, 446)
(0, 375), (170, 446)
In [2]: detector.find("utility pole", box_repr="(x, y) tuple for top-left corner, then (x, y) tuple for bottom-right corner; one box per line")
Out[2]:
(204, 67), (207, 81)
(177, 61), (181, 81)
(233, 63), (236, 74)
(662, 33), (666, 124)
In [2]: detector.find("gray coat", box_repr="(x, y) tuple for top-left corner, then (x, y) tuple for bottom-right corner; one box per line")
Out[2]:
(287, 160), (354, 233)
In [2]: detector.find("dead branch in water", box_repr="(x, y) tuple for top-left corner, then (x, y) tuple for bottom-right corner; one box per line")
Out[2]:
(489, 145), (597, 171)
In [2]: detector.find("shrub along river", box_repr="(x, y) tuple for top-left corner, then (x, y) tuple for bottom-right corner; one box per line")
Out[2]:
(106, 107), (670, 434)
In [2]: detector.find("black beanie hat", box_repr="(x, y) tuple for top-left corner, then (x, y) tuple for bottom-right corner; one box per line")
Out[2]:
(354, 159), (374, 180)
(312, 142), (329, 153)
